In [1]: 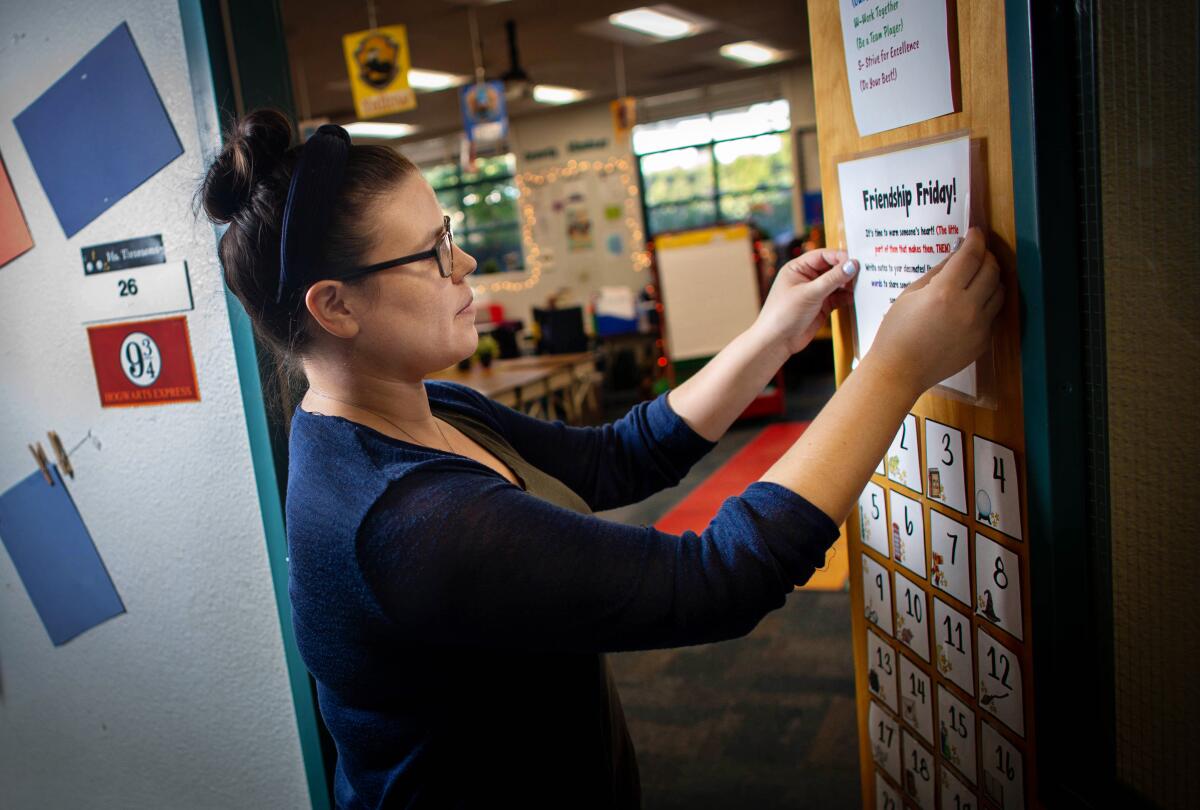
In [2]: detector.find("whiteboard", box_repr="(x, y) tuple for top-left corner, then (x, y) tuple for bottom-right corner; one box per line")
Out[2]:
(656, 225), (761, 361)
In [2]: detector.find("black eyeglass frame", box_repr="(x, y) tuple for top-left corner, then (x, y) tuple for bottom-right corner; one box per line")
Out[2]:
(338, 215), (454, 281)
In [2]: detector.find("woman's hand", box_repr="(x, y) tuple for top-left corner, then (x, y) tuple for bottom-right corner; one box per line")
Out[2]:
(753, 248), (858, 356)
(865, 227), (1005, 397)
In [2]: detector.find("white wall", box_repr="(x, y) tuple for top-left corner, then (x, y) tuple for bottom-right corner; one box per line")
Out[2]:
(0, 2), (311, 808)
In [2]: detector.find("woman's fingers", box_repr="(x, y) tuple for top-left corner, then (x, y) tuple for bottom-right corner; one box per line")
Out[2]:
(966, 252), (1001, 305)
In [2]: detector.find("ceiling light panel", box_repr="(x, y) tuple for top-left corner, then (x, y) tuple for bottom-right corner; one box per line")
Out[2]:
(719, 41), (784, 65)
(342, 122), (418, 139)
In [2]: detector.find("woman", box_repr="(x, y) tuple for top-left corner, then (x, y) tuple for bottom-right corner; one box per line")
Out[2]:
(200, 111), (1002, 809)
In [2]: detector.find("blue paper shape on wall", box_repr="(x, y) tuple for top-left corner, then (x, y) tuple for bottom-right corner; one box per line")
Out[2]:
(0, 466), (125, 645)
(13, 22), (183, 237)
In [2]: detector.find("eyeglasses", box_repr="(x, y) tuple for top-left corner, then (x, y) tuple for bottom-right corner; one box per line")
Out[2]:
(339, 215), (455, 281)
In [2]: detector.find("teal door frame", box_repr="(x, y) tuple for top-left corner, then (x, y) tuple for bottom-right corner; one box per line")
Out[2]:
(178, 1), (332, 807)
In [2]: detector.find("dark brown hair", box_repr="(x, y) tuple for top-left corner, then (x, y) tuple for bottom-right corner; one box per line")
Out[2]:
(199, 109), (415, 362)
(198, 109), (416, 420)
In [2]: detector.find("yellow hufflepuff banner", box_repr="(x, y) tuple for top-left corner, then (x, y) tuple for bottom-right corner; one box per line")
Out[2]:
(341, 25), (416, 119)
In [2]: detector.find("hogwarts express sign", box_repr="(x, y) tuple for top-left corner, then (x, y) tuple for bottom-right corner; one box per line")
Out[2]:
(86, 316), (199, 407)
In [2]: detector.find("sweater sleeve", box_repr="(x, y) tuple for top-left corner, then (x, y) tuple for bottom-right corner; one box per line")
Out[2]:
(468, 388), (717, 512)
(357, 464), (840, 654)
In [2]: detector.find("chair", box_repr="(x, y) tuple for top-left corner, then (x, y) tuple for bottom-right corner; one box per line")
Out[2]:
(532, 306), (588, 354)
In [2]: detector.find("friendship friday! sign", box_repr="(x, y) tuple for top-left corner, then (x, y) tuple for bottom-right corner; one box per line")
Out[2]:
(838, 135), (975, 396)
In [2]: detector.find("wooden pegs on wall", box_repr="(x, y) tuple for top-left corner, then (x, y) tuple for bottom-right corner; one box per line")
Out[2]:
(46, 431), (73, 479)
(28, 442), (53, 485)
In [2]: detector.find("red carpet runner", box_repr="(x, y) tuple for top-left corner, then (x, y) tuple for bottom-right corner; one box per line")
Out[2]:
(654, 422), (849, 591)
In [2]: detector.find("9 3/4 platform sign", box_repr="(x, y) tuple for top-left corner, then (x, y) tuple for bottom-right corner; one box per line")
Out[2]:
(86, 316), (199, 407)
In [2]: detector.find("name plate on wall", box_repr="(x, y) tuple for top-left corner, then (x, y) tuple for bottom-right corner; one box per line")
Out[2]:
(80, 260), (193, 324)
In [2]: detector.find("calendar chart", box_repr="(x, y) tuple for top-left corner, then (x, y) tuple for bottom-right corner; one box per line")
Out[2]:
(808, 1), (1039, 807)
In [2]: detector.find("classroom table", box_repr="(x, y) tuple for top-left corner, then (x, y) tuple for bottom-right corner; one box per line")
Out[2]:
(431, 352), (599, 423)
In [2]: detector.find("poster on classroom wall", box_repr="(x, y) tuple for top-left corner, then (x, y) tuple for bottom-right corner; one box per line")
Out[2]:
(342, 26), (416, 119)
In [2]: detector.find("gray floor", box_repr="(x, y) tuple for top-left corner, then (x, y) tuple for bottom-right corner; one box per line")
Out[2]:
(597, 370), (863, 809)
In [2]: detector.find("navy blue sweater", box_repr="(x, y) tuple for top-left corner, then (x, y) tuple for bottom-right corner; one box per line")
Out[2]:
(285, 381), (839, 808)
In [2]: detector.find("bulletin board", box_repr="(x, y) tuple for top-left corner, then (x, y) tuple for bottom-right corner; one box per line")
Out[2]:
(807, 2), (1040, 808)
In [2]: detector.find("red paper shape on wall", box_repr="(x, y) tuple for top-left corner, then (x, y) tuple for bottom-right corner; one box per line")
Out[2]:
(0, 153), (34, 268)
(86, 316), (199, 407)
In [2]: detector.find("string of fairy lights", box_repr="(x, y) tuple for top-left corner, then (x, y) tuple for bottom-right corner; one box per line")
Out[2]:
(473, 155), (651, 295)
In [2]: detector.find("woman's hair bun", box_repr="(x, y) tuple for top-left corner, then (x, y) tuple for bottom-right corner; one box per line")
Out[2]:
(201, 108), (294, 224)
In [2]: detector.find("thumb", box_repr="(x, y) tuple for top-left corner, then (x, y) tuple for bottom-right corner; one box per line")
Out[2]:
(808, 258), (858, 298)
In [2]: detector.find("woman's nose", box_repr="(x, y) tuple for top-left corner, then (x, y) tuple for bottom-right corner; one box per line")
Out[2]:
(452, 243), (477, 281)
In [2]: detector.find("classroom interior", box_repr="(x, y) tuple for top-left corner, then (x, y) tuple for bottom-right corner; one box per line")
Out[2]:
(0, 1), (1195, 809)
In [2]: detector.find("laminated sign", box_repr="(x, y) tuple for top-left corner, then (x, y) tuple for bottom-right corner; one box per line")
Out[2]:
(86, 316), (199, 407)
(342, 26), (416, 119)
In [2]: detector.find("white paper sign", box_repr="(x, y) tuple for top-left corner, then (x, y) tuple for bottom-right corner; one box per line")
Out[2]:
(859, 481), (890, 558)
(940, 763), (978, 810)
(864, 553), (894, 636)
(838, 0), (956, 136)
(937, 683), (977, 784)
(925, 419), (967, 514)
(889, 489), (926, 577)
(980, 721), (1025, 810)
(838, 137), (975, 396)
(894, 570), (929, 661)
(974, 534), (1024, 640)
(886, 413), (922, 493)
(900, 654), (933, 744)
(876, 771), (902, 810)
(934, 597), (974, 696)
(902, 729), (936, 810)
(871, 700), (902, 783)
(977, 629), (1025, 737)
(972, 437), (1022, 540)
(80, 261), (193, 324)
(867, 629), (899, 712)
(930, 511), (971, 605)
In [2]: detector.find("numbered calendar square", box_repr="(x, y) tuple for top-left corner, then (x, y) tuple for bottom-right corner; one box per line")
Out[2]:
(859, 481), (890, 559)
(972, 437), (1023, 540)
(886, 413), (923, 494)
(870, 700), (902, 783)
(980, 721), (1025, 810)
(899, 654), (934, 744)
(925, 420), (967, 515)
(889, 489), (927, 577)
(936, 684), (977, 783)
(977, 629), (1025, 737)
(973, 534), (1023, 640)
(933, 597), (974, 696)
(929, 510), (971, 606)
(940, 764), (978, 810)
(902, 729), (936, 810)
(867, 629), (899, 712)
(863, 554), (894, 636)
(876, 770), (902, 810)
(894, 571), (930, 662)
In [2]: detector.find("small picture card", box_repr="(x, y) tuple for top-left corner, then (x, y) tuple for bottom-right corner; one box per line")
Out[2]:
(929, 510), (971, 606)
(876, 770), (902, 810)
(889, 489), (926, 577)
(894, 570), (930, 662)
(867, 628), (899, 712)
(863, 553), (894, 636)
(977, 629), (1025, 737)
(974, 534), (1023, 640)
(972, 436), (1022, 540)
(940, 763), (978, 810)
(86, 315), (199, 407)
(859, 480), (890, 559)
(900, 654), (934, 744)
(937, 683), (978, 784)
(934, 597), (974, 696)
(902, 729), (936, 810)
(886, 413), (923, 494)
(980, 721), (1025, 810)
(925, 420), (967, 515)
(80, 234), (165, 274)
(79, 260), (193, 325)
(870, 700), (902, 783)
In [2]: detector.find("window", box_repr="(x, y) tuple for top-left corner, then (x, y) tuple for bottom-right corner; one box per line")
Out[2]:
(634, 100), (795, 240)
(421, 154), (524, 274)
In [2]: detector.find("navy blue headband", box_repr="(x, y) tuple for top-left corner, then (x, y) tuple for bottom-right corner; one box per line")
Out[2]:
(277, 124), (352, 303)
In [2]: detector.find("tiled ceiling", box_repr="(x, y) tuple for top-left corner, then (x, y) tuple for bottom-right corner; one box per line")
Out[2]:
(279, 0), (811, 139)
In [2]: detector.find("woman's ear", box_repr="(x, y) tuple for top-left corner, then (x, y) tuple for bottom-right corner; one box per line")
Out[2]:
(304, 280), (361, 339)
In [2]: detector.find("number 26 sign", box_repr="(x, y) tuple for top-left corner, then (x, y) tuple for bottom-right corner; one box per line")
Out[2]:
(86, 316), (199, 407)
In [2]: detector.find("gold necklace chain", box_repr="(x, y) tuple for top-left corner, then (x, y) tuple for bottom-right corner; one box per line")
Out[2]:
(307, 386), (456, 454)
